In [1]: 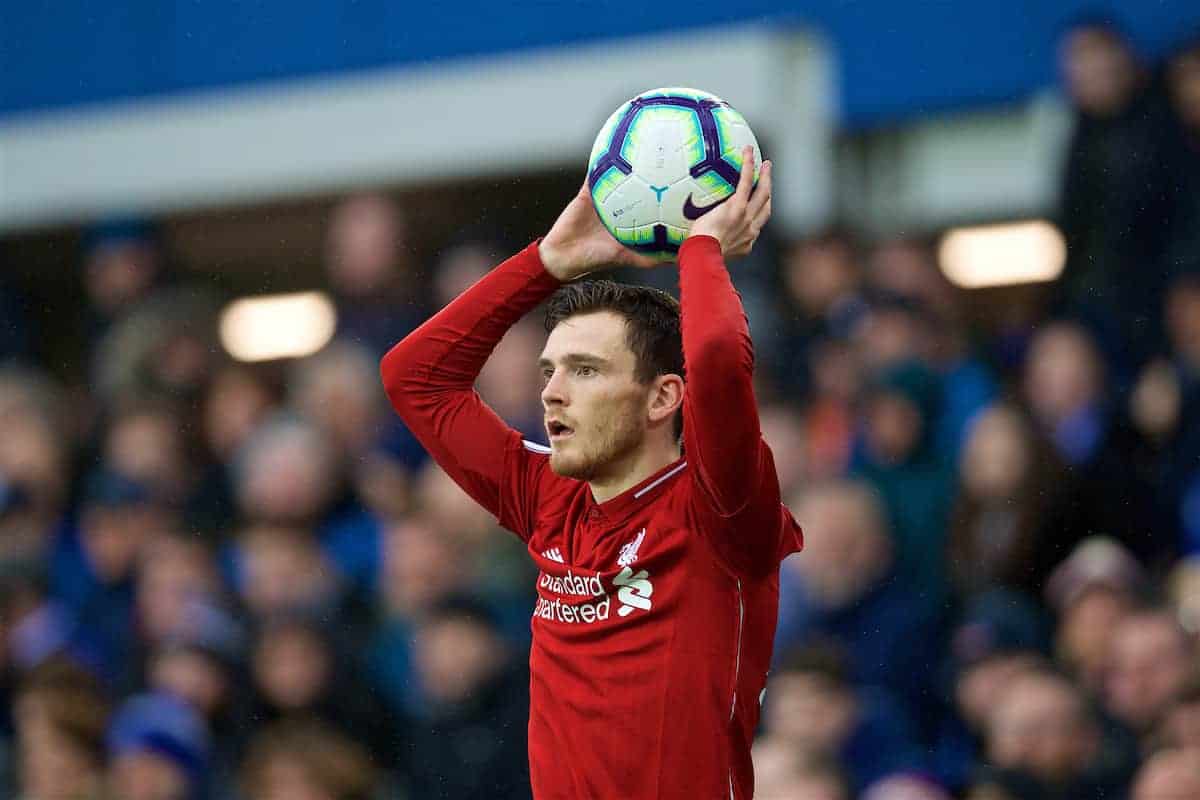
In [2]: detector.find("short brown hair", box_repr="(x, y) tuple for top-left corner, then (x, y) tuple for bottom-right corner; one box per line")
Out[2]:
(544, 280), (684, 439)
(16, 659), (112, 765)
(240, 718), (378, 800)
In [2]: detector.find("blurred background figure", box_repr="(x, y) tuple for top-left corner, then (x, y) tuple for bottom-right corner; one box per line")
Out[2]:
(325, 193), (424, 358)
(239, 718), (380, 800)
(1103, 608), (1194, 746)
(979, 668), (1125, 797)
(1056, 18), (1174, 374)
(1129, 746), (1200, 800)
(756, 645), (925, 793)
(776, 479), (945, 740)
(401, 594), (530, 800)
(11, 661), (111, 800)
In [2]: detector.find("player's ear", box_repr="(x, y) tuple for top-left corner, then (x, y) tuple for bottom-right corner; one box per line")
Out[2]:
(647, 373), (684, 424)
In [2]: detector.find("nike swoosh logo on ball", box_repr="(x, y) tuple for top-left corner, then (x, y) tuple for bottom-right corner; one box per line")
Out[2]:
(682, 193), (731, 220)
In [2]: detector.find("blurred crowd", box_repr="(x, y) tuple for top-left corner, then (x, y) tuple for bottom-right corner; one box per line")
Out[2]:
(2, 17), (1200, 800)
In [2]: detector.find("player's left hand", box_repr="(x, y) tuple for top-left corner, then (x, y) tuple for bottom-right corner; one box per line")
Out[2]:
(687, 146), (771, 259)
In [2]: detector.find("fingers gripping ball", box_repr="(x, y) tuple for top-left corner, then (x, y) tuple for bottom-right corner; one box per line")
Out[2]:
(586, 87), (760, 262)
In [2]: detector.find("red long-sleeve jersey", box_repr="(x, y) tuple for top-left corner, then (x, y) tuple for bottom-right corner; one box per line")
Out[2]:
(380, 235), (802, 800)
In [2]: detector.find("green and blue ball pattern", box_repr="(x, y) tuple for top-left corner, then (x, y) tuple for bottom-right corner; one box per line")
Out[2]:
(587, 87), (760, 261)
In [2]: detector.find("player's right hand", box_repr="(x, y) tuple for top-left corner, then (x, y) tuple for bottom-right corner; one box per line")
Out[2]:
(539, 183), (659, 282)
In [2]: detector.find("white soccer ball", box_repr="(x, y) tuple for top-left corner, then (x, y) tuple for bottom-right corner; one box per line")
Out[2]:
(587, 87), (760, 261)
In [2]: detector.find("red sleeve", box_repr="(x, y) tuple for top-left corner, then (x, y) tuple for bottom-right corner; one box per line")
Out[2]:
(677, 235), (802, 575)
(379, 241), (563, 541)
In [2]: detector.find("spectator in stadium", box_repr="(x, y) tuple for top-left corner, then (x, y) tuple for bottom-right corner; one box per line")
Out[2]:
(1103, 609), (1195, 744)
(232, 414), (340, 529)
(852, 359), (956, 596)
(325, 192), (424, 357)
(145, 626), (243, 797)
(1056, 18), (1176, 372)
(11, 661), (110, 800)
(860, 238), (997, 456)
(431, 240), (504, 310)
(49, 469), (175, 682)
(102, 398), (193, 510)
(476, 319), (550, 443)
(981, 667), (1129, 797)
(758, 401), (810, 501)
(107, 692), (209, 800)
(0, 367), (72, 562)
(231, 413), (383, 596)
(776, 479), (945, 737)
(244, 615), (398, 765)
(1126, 355), (1193, 558)
(133, 534), (226, 652)
(756, 645), (926, 792)
(189, 362), (277, 535)
(81, 221), (164, 339)
(1044, 537), (1143, 694)
(367, 516), (474, 716)
(288, 338), (414, 523)
(1022, 321), (1162, 563)
(932, 589), (1049, 791)
(753, 753), (851, 800)
(850, 294), (935, 376)
(947, 405), (1067, 596)
(768, 227), (864, 399)
(289, 339), (391, 463)
(402, 594), (531, 800)
(238, 718), (381, 800)
(1129, 746), (1200, 800)
(91, 288), (221, 408)
(866, 238), (957, 321)
(801, 337), (860, 479)
(228, 525), (340, 622)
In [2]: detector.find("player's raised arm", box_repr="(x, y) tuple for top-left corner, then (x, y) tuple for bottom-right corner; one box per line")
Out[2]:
(379, 242), (560, 524)
(677, 150), (781, 567)
(380, 184), (655, 533)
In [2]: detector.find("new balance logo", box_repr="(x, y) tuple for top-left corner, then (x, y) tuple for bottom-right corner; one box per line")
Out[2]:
(542, 547), (565, 564)
(617, 529), (646, 568)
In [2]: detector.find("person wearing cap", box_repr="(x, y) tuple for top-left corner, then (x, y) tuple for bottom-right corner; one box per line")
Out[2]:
(1045, 537), (1144, 694)
(106, 692), (210, 800)
(48, 468), (175, 686)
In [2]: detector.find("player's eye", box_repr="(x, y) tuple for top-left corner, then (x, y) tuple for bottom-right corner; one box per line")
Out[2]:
(576, 365), (596, 377)
(540, 368), (554, 382)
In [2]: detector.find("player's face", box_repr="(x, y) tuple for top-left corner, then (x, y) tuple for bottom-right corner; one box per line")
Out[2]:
(539, 311), (649, 482)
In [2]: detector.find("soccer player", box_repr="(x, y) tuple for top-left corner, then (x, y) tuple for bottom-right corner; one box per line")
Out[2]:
(380, 147), (802, 799)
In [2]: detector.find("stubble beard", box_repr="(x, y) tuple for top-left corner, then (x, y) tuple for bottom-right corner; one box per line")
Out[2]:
(548, 411), (644, 482)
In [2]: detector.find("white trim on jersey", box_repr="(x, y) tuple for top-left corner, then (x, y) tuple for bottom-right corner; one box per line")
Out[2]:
(633, 461), (688, 499)
(522, 440), (552, 454)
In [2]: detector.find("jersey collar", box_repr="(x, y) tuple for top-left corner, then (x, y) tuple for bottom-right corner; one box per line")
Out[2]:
(588, 456), (688, 520)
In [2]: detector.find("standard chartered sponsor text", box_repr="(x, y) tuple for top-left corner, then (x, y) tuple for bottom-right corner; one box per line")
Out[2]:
(534, 569), (611, 624)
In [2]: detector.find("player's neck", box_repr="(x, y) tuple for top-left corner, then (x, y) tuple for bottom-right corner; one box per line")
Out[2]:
(588, 438), (682, 504)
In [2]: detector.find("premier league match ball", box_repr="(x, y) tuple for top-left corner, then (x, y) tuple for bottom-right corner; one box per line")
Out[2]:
(587, 87), (760, 261)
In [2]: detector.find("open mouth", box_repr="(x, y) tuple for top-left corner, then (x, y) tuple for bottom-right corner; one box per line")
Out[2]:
(547, 421), (574, 441)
